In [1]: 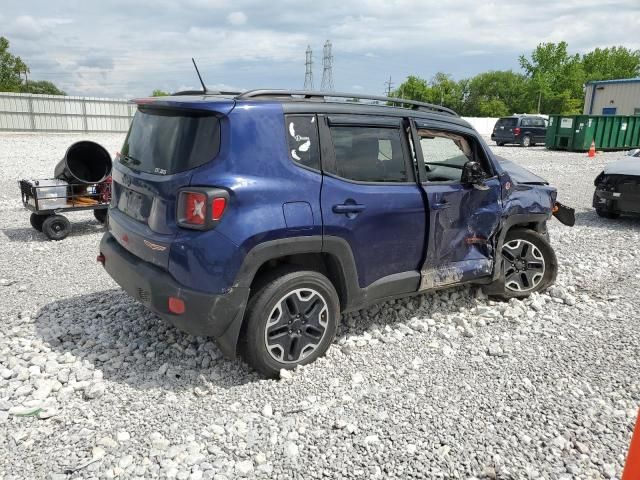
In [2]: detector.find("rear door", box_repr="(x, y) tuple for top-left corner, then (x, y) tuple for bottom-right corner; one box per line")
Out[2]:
(411, 119), (503, 290)
(319, 115), (426, 292)
(110, 105), (223, 268)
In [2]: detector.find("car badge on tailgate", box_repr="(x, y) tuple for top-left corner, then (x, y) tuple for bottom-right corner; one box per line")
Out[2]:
(143, 239), (167, 251)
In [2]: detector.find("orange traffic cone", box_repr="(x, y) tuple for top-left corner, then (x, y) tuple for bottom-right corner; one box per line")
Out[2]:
(588, 140), (596, 158)
(623, 409), (640, 480)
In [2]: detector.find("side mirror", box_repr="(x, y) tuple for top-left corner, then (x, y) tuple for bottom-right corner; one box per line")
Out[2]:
(461, 161), (487, 187)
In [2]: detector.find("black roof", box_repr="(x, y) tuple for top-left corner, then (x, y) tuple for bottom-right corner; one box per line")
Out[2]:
(168, 88), (474, 130)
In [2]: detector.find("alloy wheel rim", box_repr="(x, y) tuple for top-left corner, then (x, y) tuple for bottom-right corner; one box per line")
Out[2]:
(502, 239), (545, 292)
(264, 288), (329, 364)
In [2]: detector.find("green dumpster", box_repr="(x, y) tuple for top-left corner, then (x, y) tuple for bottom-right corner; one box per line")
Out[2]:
(545, 114), (640, 151)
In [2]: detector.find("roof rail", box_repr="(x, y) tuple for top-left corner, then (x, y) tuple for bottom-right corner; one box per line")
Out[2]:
(171, 89), (242, 96)
(235, 89), (458, 117)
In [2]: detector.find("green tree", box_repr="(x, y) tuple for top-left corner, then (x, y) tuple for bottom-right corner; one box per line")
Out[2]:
(393, 75), (431, 102)
(151, 89), (170, 96)
(582, 46), (640, 82)
(519, 42), (584, 114)
(462, 70), (533, 116)
(20, 80), (65, 95)
(0, 36), (28, 92)
(393, 73), (465, 112)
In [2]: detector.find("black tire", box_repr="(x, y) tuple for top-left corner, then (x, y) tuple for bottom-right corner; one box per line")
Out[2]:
(29, 213), (47, 232)
(94, 209), (108, 224)
(521, 135), (531, 147)
(493, 229), (557, 299)
(42, 215), (71, 241)
(595, 207), (620, 219)
(496, 142), (505, 146)
(241, 269), (340, 378)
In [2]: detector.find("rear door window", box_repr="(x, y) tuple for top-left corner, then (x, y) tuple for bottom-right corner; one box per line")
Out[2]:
(119, 107), (221, 175)
(496, 118), (517, 128)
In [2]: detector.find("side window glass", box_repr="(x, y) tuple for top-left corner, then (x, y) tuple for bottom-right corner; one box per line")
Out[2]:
(285, 115), (320, 170)
(329, 126), (407, 182)
(520, 118), (530, 127)
(418, 129), (479, 183)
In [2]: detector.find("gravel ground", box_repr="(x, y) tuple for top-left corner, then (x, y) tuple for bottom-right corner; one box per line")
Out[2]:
(0, 133), (638, 479)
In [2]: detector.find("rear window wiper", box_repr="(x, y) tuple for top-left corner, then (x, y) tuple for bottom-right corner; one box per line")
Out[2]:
(120, 153), (141, 166)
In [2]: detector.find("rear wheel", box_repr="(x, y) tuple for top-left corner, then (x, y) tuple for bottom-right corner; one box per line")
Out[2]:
(521, 135), (531, 147)
(241, 270), (340, 377)
(94, 209), (108, 224)
(29, 213), (47, 232)
(42, 215), (71, 241)
(495, 229), (557, 299)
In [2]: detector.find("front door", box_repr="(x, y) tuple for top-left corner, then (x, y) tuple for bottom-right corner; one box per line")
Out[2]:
(411, 121), (502, 290)
(319, 115), (426, 291)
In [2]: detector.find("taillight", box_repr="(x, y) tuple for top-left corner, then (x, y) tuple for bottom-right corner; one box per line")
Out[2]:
(183, 192), (207, 225)
(212, 197), (226, 221)
(177, 188), (229, 230)
(513, 127), (521, 136)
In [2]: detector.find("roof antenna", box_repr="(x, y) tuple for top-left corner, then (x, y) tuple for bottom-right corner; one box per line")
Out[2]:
(192, 58), (208, 93)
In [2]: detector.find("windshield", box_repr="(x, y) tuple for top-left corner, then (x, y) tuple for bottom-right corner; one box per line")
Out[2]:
(120, 107), (220, 175)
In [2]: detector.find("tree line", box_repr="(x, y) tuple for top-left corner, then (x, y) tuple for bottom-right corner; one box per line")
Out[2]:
(393, 42), (640, 117)
(0, 36), (65, 95)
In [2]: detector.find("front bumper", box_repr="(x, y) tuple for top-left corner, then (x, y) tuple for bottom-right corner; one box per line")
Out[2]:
(99, 232), (249, 357)
(593, 188), (640, 214)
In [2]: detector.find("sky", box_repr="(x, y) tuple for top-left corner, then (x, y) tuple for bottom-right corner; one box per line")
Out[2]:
(2, 0), (640, 98)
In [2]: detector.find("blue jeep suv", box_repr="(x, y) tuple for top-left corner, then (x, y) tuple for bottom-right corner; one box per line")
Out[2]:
(99, 90), (572, 377)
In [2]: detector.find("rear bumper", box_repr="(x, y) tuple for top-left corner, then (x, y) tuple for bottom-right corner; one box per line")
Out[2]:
(99, 232), (249, 357)
(492, 133), (517, 143)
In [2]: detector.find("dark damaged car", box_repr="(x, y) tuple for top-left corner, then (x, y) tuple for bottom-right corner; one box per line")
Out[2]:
(98, 89), (574, 376)
(593, 148), (640, 219)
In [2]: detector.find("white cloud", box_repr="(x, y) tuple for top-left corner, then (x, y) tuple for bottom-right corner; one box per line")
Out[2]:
(2, 0), (639, 97)
(227, 11), (247, 26)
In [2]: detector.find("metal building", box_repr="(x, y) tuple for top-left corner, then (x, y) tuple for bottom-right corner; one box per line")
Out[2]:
(583, 78), (640, 116)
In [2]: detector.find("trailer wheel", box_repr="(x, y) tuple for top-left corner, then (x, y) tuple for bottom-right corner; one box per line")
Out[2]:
(94, 209), (108, 224)
(29, 213), (48, 232)
(42, 215), (71, 241)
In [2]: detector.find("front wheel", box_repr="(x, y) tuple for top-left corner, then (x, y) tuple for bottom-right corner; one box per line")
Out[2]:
(595, 207), (620, 219)
(241, 270), (340, 377)
(496, 229), (557, 299)
(42, 214), (71, 241)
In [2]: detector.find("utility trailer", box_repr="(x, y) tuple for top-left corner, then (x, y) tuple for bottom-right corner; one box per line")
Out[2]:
(19, 178), (111, 240)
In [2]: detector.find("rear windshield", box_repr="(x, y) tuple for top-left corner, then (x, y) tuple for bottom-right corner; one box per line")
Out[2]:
(496, 117), (518, 127)
(119, 107), (220, 175)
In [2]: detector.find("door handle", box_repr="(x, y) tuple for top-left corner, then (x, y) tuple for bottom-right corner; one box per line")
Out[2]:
(333, 203), (366, 214)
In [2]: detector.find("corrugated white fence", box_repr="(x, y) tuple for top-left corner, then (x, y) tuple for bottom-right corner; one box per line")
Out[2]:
(0, 92), (499, 135)
(0, 92), (136, 132)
